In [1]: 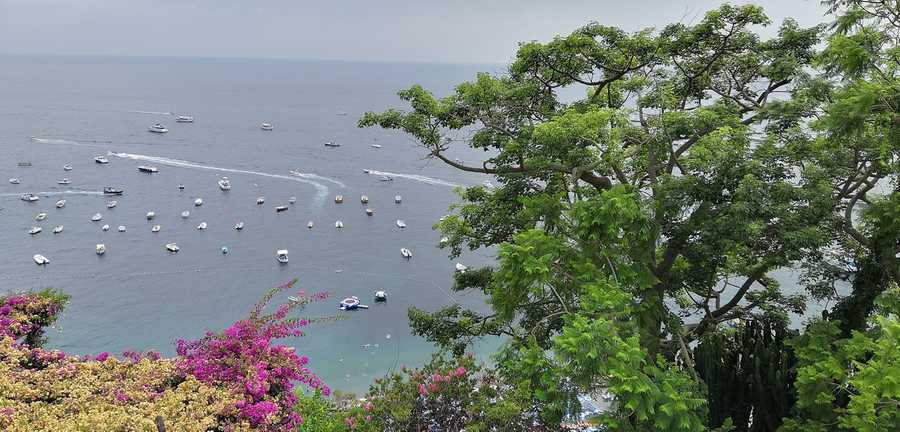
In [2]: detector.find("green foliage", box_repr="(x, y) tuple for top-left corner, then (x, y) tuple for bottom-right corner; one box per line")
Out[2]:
(295, 391), (346, 432)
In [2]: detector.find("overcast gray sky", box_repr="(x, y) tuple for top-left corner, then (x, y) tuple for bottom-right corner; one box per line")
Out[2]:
(0, 0), (828, 64)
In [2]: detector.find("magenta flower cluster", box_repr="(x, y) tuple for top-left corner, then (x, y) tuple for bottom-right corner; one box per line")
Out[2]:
(0, 293), (64, 341)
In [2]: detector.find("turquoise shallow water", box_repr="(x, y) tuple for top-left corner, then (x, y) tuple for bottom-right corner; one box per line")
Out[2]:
(0, 55), (503, 394)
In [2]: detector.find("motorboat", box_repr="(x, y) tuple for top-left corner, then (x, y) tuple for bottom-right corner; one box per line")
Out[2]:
(137, 165), (159, 173)
(91, 213), (103, 222)
(181, 210), (190, 218)
(221, 246), (229, 254)
(366, 208), (374, 216)
(400, 248), (412, 259)
(380, 176), (394, 182)
(28, 227), (42, 235)
(360, 195), (369, 204)
(307, 221), (314, 229)
(148, 123), (168, 133)
(275, 205), (288, 213)
(20, 193), (39, 202)
(103, 187), (124, 195)
(260, 123), (274, 131)
(396, 219), (406, 229)
(166, 243), (180, 253)
(339, 296), (368, 311)
(256, 196), (265, 205)
(146, 211), (156, 220)
(194, 198), (203, 206)
(52, 225), (63, 234)
(55, 199), (66, 208)
(288, 196), (296, 204)
(374, 291), (387, 302)
(96, 244), (106, 255)
(394, 195), (402, 204)
(57, 178), (71, 185)
(337, 111), (348, 116)
(371, 144), (382, 149)
(17, 162), (32, 167)
(33, 254), (49, 265)
(276, 249), (289, 264)
(34, 212), (47, 221)
(151, 225), (161, 233)
(8, 178), (19, 184)
(197, 222), (207, 230)
(106, 200), (117, 208)
(101, 224), (110, 231)
(233, 222), (244, 230)
(117, 225), (126, 232)
(176, 115), (194, 123)
(324, 141), (341, 147)
(334, 195), (343, 204)
(455, 263), (468, 273)
(94, 156), (109, 164)
(63, 164), (73, 171)
(334, 220), (344, 229)
(178, 184), (185, 190)
(217, 177), (231, 191)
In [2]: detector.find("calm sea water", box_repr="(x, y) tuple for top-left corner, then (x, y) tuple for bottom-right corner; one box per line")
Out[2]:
(0, 55), (503, 393)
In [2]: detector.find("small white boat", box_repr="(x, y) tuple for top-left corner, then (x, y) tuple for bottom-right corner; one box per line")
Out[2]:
(334, 195), (343, 204)
(455, 263), (468, 273)
(101, 224), (110, 231)
(324, 141), (341, 147)
(8, 178), (20, 184)
(400, 248), (412, 259)
(181, 210), (190, 218)
(360, 195), (369, 204)
(217, 177), (231, 191)
(103, 187), (124, 195)
(260, 123), (274, 131)
(256, 196), (265, 205)
(151, 225), (161, 233)
(288, 196), (296, 204)
(166, 243), (180, 253)
(63, 164), (73, 171)
(107, 201), (117, 209)
(148, 123), (168, 133)
(57, 178), (71, 185)
(380, 176), (394, 182)
(275, 205), (288, 213)
(117, 225), (126, 232)
(335, 220), (344, 229)
(33, 254), (49, 265)
(34, 212), (47, 221)
(178, 184), (185, 190)
(176, 115), (194, 123)
(91, 213), (103, 222)
(52, 225), (63, 234)
(55, 199), (66, 208)
(339, 296), (367, 310)
(307, 221), (314, 229)
(396, 219), (406, 229)
(28, 227), (42, 235)
(276, 249), (289, 264)
(20, 193), (38, 202)
(371, 144), (382, 148)
(96, 244), (106, 255)
(374, 291), (387, 302)
(94, 156), (109, 164)
(233, 222), (244, 230)
(221, 246), (229, 254)
(366, 208), (374, 216)
(194, 198), (203, 206)
(137, 165), (159, 173)
(197, 222), (207, 230)
(146, 211), (156, 220)
(394, 195), (402, 204)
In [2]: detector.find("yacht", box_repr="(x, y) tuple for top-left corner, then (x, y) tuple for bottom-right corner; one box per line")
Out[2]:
(94, 156), (109, 164)
(146, 211), (156, 220)
(256, 196), (265, 205)
(34, 212), (47, 221)
(233, 222), (244, 230)
(151, 225), (161, 233)
(137, 165), (159, 173)
(276, 249), (289, 264)
(324, 141), (341, 147)
(217, 177), (231, 191)
(8, 178), (20, 184)
(360, 195), (369, 204)
(194, 198), (203, 206)
(103, 187), (124, 195)
(396, 219), (406, 229)
(181, 210), (190, 218)
(166, 243), (180, 253)
(63, 164), (73, 171)
(101, 224), (110, 231)
(334, 195), (344, 204)
(117, 225), (126, 232)
(28, 227), (42, 235)
(196, 222), (207, 230)
(366, 208), (374, 216)
(91, 213), (103, 222)
(55, 199), (66, 208)
(307, 221), (314, 229)
(334, 220), (344, 229)
(33, 254), (49, 265)
(260, 123), (274, 131)
(400, 248), (413, 259)
(288, 196), (296, 204)
(394, 195), (402, 204)
(106, 200), (117, 209)
(275, 205), (288, 213)
(57, 178), (71, 185)
(20, 193), (39, 202)
(148, 123), (168, 133)
(52, 225), (64, 234)
(176, 115), (194, 123)
(455, 263), (468, 273)
(96, 244), (106, 255)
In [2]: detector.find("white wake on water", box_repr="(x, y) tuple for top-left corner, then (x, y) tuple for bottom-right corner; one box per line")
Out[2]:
(0, 190), (104, 197)
(108, 152), (329, 202)
(127, 110), (173, 115)
(30, 137), (110, 148)
(364, 169), (461, 187)
(289, 170), (346, 188)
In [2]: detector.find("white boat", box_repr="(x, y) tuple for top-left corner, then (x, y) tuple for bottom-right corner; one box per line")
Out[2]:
(455, 263), (468, 273)
(106, 201), (117, 209)
(233, 222), (244, 230)
(63, 164), (73, 171)
(34, 212), (47, 221)
(218, 177), (231, 191)
(324, 141), (341, 147)
(103, 187), (124, 195)
(334, 195), (343, 203)
(360, 195), (369, 204)
(394, 195), (402, 204)
(166, 243), (180, 253)
(57, 178), (71, 185)
(101, 224), (110, 231)
(288, 196), (296, 204)
(55, 199), (66, 208)
(276, 249), (289, 264)
(221, 246), (229, 254)
(275, 205), (288, 213)
(197, 222), (207, 230)
(260, 123), (274, 131)
(151, 225), (161, 233)
(96, 244), (106, 255)
(33, 254), (49, 265)
(146, 211), (156, 220)
(335, 220), (344, 229)
(380, 176), (394, 182)
(374, 291), (387, 302)
(52, 225), (63, 234)
(8, 178), (19, 184)
(400, 248), (412, 259)
(181, 210), (190, 218)
(194, 198), (203, 206)
(371, 144), (382, 149)
(339, 296), (361, 310)
(178, 184), (185, 190)
(176, 115), (194, 123)
(396, 219), (406, 229)
(20, 193), (38, 202)
(307, 221), (314, 229)
(366, 208), (374, 216)
(117, 225), (126, 232)
(94, 156), (109, 164)
(256, 196), (265, 205)
(148, 123), (169, 133)
(137, 165), (159, 173)
(91, 213), (102, 222)
(28, 227), (42, 235)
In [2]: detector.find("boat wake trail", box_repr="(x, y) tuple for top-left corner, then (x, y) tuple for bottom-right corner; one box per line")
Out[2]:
(364, 169), (461, 188)
(31, 137), (109, 148)
(128, 110), (173, 116)
(109, 152), (329, 203)
(289, 170), (346, 188)
(0, 190), (104, 197)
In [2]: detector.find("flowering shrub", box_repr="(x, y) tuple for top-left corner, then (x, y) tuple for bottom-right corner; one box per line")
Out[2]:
(0, 289), (68, 347)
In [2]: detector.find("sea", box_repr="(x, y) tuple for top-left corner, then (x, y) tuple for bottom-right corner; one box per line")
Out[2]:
(0, 55), (504, 394)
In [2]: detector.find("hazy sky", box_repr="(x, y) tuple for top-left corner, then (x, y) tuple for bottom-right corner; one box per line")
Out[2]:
(0, 0), (829, 64)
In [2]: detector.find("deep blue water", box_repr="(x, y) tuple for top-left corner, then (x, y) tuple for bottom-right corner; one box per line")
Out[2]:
(0, 55), (503, 393)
